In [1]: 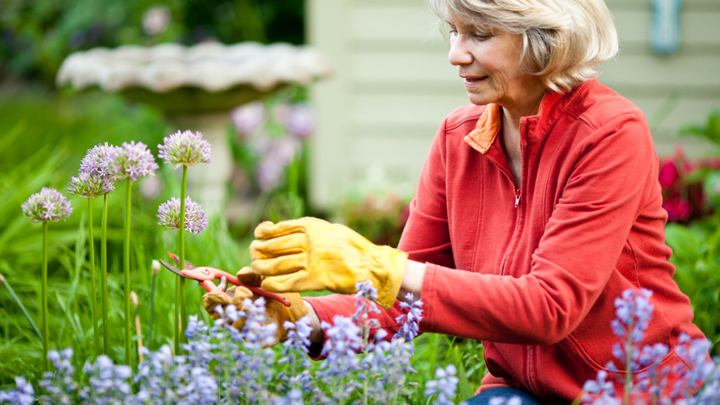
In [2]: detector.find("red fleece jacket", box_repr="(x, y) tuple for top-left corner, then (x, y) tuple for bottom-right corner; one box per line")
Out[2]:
(304, 80), (705, 404)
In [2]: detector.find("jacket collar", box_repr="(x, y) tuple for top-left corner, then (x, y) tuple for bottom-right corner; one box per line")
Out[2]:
(463, 80), (591, 154)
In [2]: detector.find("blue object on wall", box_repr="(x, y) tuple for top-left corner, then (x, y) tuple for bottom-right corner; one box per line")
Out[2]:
(651, 0), (682, 55)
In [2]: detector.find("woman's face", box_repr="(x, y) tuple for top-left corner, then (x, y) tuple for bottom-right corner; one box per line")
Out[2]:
(447, 16), (539, 109)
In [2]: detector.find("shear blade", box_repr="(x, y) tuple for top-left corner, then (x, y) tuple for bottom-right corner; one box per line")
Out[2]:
(159, 259), (194, 279)
(167, 251), (197, 269)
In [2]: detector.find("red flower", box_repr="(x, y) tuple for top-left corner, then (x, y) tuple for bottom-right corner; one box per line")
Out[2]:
(658, 160), (679, 189)
(663, 197), (692, 222)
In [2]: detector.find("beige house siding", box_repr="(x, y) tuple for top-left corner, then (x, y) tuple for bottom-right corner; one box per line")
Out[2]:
(308, 0), (720, 208)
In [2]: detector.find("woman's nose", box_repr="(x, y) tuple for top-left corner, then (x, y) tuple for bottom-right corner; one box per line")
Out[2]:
(448, 36), (473, 66)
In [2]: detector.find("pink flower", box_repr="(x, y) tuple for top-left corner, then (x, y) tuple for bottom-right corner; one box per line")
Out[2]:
(231, 102), (266, 138)
(285, 104), (316, 139)
(663, 197), (692, 222)
(142, 6), (171, 36)
(658, 160), (679, 189)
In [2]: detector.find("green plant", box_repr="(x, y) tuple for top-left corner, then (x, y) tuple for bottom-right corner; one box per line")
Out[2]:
(665, 217), (720, 356)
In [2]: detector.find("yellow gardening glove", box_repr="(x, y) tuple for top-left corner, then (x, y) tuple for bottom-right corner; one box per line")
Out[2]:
(250, 217), (408, 309)
(202, 274), (308, 345)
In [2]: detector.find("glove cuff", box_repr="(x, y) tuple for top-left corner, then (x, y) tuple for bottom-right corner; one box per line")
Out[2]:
(372, 247), (408, 309)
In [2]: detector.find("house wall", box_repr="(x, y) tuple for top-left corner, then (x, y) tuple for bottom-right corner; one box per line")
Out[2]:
(307, 0), (720, 208)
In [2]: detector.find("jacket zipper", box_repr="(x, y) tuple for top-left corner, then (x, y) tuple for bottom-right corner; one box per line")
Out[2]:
(495, 124), (541, 396)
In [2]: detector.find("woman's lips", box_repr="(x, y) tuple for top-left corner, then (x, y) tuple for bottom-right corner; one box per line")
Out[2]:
(463, 76), (488, 87)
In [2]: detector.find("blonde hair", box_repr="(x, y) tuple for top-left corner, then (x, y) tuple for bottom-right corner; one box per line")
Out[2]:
(428, 0), (618, 93)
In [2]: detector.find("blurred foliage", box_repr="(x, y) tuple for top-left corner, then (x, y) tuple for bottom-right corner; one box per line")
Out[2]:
(338, 191), (410, 248)
(682, 110), (720, 147)
(656, 109), (720, 223)
(226, 88), (316, 236)
(663, 109), (720, 357)
(0, 0), (305, 82)
(333, 167), (413, 247)
(666, 218), (720, 357)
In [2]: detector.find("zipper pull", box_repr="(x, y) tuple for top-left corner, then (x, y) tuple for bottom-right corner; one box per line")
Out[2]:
(515, 189), (521, 208)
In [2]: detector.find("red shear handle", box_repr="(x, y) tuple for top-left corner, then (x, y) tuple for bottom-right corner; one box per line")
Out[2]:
(245, 286), (291, 307)
(200, 278), (291, 307)
(222, 274), (291, 307)
(201, 280), (233, 301)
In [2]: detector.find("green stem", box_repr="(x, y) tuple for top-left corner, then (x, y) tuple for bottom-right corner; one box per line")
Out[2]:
(88, 198), (99, 358)
(42, 221), (49, 372)
(175, 268), (180, 355)
(101, 194), (110, 355)
(148, 270), (157, 350)
(124, 180), (133, 368)
(288, 156), (299, 197)
(180, 165), (187, 348)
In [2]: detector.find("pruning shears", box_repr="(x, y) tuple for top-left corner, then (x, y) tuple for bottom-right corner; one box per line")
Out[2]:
(159, 251), (291, 307)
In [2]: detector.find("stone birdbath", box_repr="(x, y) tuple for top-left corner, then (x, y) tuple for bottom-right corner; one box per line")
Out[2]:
(56, 41), (331, 215)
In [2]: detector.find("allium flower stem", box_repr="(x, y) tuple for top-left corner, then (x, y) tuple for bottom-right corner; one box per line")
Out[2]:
(101, 194), (110, 355)
(42, 221), (49, 372)
(148, 260), (159, 350)
(124, 179), (133, 368)
(288, 157), (299, 197)
(179, 164), (188, 353)
(88, 198), (100, 358)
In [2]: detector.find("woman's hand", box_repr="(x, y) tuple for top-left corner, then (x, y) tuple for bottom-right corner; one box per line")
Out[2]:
(249, 217), (408, 309)
(202, 272), (309, 345)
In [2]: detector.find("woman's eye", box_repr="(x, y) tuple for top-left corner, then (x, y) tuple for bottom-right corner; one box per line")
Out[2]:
(449, 29), (458, 36)
(474, 33), (491, 40)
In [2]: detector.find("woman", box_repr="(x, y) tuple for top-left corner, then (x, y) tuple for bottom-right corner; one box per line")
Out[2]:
(204, 0), (706, 403)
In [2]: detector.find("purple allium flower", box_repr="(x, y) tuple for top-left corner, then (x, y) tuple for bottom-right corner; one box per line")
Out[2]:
(158, 130), (211, 167)
(157, 197), (208, 234)
(104, 141), (158, 181)
(22, 187), (73, 223)
(256, 137), (300, 190)
(425, 364), (459, 405)
(139, 176), (163, 199)
(395, 292), (424, 344)
(67, 172), (115, 198)
(0, 376), (35, 405)
(80, 143), (114, 179)
(142, 5), (171, 36)
(231, 102), (266, 138)
(284, 104), (315, 139)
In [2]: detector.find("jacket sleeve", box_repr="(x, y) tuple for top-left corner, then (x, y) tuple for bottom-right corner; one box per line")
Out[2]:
(302, 118), (457, 344)
(420, 113), (657, 345)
